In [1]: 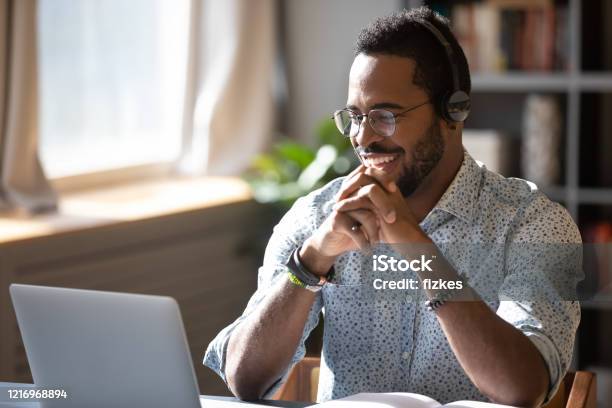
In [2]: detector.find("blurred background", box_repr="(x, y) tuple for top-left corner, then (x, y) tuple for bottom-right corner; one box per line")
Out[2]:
(0, 0), (611, 405)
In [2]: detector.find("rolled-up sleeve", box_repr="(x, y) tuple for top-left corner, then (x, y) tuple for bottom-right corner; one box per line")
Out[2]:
(203, 193), (325, 396)
(497, 194), (582, 402)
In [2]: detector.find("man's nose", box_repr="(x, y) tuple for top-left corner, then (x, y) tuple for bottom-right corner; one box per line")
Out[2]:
(354, 117), (384, 147)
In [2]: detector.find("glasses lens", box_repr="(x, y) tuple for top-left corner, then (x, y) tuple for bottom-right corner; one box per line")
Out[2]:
(369, 110), (396, 137)
(333, 110), (356, 137)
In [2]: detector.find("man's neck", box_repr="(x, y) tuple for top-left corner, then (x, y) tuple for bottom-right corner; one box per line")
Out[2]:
(404, 144), (464, 223)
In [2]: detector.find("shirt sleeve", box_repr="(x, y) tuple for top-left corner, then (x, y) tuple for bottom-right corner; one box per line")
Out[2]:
(203, 193), (325, 397)
(497, 193), (582, 403)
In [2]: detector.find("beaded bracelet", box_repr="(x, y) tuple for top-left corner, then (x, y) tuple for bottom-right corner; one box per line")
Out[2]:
(424, 273), (469, 312)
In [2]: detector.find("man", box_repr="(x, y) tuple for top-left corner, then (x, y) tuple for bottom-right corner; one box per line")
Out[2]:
(204, 7), (581, 407)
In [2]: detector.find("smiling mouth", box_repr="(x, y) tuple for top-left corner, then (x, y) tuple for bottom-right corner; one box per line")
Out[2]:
(361, 153), (401, 170)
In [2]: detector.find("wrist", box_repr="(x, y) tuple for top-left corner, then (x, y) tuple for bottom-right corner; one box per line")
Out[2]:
(299, 238), (336, 277)
(389, 220), (431, 244)
(410, 227), (431, 243)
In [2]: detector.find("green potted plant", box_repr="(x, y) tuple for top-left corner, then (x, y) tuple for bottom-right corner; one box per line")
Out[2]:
(244, 118), (358, 208)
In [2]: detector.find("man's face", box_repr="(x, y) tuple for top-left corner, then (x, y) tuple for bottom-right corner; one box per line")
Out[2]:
(347, 53), (445, 196)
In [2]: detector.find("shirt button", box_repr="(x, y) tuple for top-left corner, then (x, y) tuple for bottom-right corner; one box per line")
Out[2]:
(402, 352), (410, 360)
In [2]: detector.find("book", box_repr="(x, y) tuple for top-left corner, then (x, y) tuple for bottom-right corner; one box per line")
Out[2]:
(521, 94), (562, 186)
(462, 129), (513, 176)
(449, 0), (568, 72)
(307, 392), (516, 408)
(474, 3), (502, 72)
(582, 222), (612, 295)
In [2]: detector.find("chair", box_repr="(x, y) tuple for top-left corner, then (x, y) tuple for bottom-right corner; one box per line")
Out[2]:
(273, 357), (596, 408)
(545, 371), (597, 408)
(272, 357), (320, 402)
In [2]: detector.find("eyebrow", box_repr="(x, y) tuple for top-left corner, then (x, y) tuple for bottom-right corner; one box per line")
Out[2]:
(346, 102), (406, 112)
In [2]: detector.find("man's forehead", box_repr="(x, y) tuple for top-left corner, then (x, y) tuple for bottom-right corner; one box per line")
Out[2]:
(347, 53), (424, 109)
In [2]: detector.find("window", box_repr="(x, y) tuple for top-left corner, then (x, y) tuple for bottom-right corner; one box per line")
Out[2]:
(38, 0), (190, 178)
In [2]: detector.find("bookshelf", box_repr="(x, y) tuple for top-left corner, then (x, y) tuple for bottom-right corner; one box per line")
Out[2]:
(404, 0), (612, 373)
(472, 73), (612, 92)
(405, 0), (612, 220)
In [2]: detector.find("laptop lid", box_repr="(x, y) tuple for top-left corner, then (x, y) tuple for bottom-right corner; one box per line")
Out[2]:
(9, 284), (202, 408)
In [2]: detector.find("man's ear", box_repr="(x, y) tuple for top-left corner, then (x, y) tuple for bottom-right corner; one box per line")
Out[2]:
(439, 118), (459, 137)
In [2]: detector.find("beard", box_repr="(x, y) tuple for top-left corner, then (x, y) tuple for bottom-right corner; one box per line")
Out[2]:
(396, 120), (445, 197)
(354, 119), (446, 197)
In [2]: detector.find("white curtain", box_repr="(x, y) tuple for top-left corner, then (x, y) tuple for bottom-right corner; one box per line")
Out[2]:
(0, 0), (56, 212)
(178, 0), (277, 176)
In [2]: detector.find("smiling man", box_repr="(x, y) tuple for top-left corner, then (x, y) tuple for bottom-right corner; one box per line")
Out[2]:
(204, 7), (581, 407)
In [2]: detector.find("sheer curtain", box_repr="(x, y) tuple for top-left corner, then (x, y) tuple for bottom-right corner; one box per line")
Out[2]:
(0, 0), (276, 215)
(0, 0), (56, 213)
(179, 0), (277, 176)
(37, 0), (190, 178)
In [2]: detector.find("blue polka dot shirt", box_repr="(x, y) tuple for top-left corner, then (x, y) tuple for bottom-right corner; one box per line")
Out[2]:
(204, 151), (582, 403)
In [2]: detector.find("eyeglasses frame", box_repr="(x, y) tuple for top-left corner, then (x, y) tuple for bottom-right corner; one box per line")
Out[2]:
(332, 100), (431, 138)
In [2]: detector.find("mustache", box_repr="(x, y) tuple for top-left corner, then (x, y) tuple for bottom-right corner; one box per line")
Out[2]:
(354, 144), (404, 156)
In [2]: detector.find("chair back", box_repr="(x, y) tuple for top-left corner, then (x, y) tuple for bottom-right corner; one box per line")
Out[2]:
(272, 357), (320, 402)
(544, 371), (597, 408)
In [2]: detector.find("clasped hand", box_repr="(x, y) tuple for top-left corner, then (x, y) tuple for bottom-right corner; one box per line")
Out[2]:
(332, 165), (426, 248)
(305, 165), (431, 265)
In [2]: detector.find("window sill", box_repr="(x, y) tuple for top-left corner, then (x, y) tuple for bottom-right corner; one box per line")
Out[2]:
(0, 176), (253, 245)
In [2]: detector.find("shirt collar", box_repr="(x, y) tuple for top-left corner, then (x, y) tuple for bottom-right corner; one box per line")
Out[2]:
(431, 149), (483, 224)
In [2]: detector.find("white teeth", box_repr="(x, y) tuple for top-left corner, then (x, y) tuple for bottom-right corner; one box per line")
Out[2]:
(363, 155), (396, 166)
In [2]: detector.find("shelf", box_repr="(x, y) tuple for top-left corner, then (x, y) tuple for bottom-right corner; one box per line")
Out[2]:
(471, 73), (612, 92)
(540, 185), (568, 203)
(473, 186), (612, 206)
(472, 73), (571, 92)
(538, 188), (612, 205)
(578, 73), (612, 91)
(577, 188), (612, 204)
(581, 295), (612, 310)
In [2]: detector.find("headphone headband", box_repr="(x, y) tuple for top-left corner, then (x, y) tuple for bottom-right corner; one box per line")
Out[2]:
(414, 19), (470, 123)
(416, 19), (459, 92)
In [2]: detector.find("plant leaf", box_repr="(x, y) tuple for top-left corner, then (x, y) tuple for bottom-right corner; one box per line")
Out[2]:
(274, 141), (315, 170)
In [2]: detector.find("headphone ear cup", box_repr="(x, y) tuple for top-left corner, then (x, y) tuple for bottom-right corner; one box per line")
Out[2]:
(445, 90), (471, 122)
(439, 93), (452, 122)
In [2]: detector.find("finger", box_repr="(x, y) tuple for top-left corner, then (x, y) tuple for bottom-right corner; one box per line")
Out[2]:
(337, 172), (387, 201)
(335, 165), (366, 201)
(364, 167), (398, 193)
(361, 183), (397, 223)
(342, 164), (367, 186)
(347, 163), (366, 178)
(346, 209), (380, 245)
(334, 195), (374, 213)
(335, 184), (396, 223)
(331, 211), (369, 250)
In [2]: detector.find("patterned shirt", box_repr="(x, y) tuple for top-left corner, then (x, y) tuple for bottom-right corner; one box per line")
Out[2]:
(204, 150), (582, 403)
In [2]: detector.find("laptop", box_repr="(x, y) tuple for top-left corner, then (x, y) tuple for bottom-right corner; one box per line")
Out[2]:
(9, 284), (278, 408)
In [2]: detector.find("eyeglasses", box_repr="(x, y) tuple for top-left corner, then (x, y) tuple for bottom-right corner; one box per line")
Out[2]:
(332, 100), (430, 138)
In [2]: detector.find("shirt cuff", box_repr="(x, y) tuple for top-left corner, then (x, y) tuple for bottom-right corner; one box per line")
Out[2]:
(524, 331), (564, 403)
(203, 316), (245, 384)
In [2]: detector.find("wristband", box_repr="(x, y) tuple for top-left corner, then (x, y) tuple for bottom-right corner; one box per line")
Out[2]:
(286, 270), (323, 293)
(285, 246), (330, 291)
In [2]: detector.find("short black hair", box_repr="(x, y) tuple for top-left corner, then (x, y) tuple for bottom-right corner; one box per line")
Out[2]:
(355, 6), (471, 119)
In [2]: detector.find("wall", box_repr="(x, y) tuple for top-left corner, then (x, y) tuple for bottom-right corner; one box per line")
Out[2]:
(284, 0), (401, 144)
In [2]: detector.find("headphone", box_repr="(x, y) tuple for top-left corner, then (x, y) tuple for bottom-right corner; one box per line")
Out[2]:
(415, 19), (471, 123)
